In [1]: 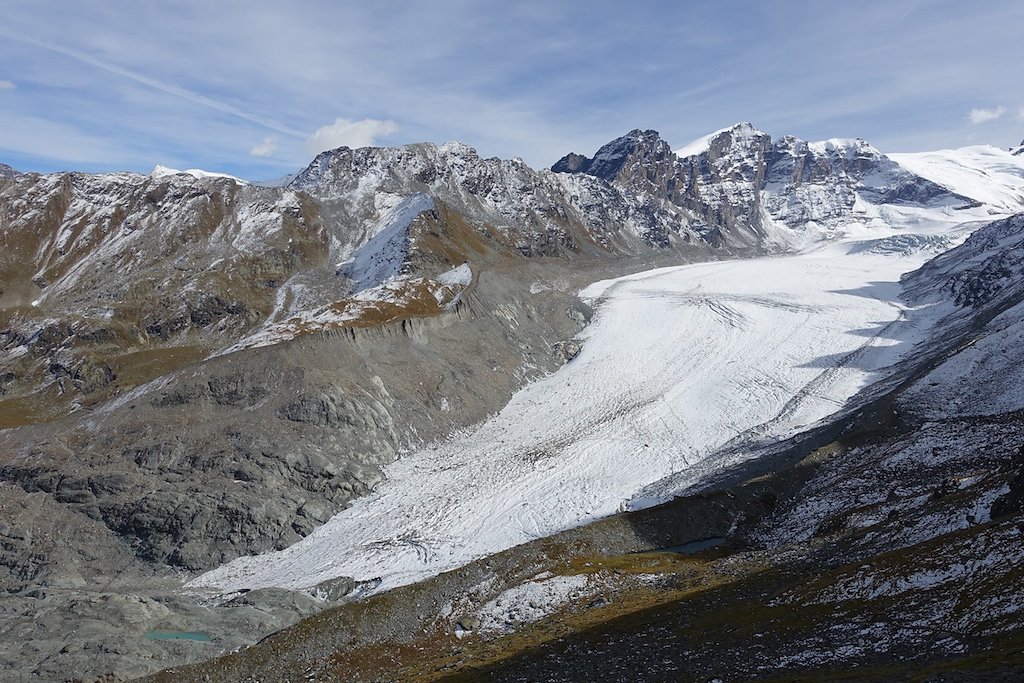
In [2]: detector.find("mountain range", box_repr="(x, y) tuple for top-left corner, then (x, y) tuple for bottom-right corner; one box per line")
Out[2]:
(2, 123), (1024, 681)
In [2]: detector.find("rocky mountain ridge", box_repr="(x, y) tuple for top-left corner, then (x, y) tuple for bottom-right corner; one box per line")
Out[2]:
(8, 123), (976, 430)
(553, 123), (980, 246)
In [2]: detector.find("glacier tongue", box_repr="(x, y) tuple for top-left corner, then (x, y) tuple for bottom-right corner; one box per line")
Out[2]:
(188, 208), (980, 599)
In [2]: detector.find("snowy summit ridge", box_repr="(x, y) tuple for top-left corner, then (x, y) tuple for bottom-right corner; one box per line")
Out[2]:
(150, 163), (247, 184)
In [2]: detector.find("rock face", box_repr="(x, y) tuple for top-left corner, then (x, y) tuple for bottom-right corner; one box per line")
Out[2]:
(0, 162), (16, 178)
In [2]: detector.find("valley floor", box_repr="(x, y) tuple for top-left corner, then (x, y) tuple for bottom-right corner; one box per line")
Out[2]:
(189, 221), (971, 599)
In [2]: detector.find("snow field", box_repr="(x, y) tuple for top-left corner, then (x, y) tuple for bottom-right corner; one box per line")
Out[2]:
(890, 146), (1024, 213)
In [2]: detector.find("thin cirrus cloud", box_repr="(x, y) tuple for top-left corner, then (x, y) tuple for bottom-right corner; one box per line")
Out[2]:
(305, 118), (400, 155)
(0, 80), (14, 90)
(7, 32), (305, 139)
(968, 106), (1007, 125)
(1, 1), (1023, 177)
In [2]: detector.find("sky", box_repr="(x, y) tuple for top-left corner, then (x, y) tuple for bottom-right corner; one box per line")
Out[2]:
(1, 0), (1022, 179)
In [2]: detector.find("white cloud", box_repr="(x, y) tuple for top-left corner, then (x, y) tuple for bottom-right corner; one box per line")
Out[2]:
(0, 80), (14, 90)
(968, 106), (1006, 125)
(249, 137), (277, 157)
(305, 118), (399, 154)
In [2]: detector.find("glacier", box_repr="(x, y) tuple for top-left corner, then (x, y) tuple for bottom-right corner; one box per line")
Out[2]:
(187, 142), (1024, 600)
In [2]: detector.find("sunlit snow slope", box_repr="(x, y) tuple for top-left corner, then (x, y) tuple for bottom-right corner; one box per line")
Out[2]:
(889, 146), (1024, 213)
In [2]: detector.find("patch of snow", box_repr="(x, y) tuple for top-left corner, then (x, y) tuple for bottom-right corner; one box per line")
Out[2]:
(337, 193), (434, 292)
(436, 262), (472, 287)
(474, 574), (592, 635)
(214, 269), (469, 357)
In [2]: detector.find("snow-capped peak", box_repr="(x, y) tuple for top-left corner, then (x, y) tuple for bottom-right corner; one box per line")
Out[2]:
(150, 164), (247, 184)
(674, 122), (765, 158)
(889, 145), (1024, 213)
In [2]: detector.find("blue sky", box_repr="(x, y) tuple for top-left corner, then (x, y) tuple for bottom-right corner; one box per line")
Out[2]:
(1, 0), (1021, 179)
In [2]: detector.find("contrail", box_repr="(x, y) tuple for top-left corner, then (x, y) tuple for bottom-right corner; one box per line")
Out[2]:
(892, 0), (923, 28)
(6, 32), (306, 138)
